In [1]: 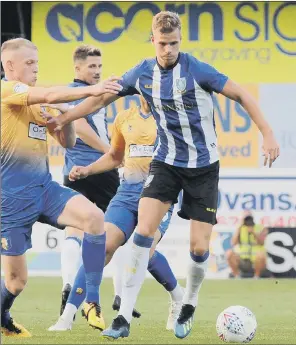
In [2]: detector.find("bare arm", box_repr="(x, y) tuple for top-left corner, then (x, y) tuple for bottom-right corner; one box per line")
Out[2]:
(75, 118), (110, 153)
(54, 123), (76, 148)
(221, 80), (280, 167)
(88, 146), (124, 175)
(63, 94), (119, 125)
(46, 116), (76, 148)
(69, 146), (124, 181)
(221, 80), (271, 135)
(42, 93), (120, 131)
(27, 85), (96, 106)
(26, 76), (122, 106)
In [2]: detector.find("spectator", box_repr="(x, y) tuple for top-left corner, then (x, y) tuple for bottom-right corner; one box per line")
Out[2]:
(226, 214), (268, 278)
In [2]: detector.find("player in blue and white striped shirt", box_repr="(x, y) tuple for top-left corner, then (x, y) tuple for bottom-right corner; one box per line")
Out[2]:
(45, 11), (279, 340)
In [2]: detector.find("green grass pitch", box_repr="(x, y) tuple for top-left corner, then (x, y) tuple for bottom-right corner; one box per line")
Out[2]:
(2, 277), (295, 344)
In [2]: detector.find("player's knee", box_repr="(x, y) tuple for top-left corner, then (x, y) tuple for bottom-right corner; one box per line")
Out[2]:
(137, 223), (155, 238)
(83, 206), (104, 235)
(191, 244), (209, 257)
(190, 235), (210, 256)
(5, 273), (27, 295)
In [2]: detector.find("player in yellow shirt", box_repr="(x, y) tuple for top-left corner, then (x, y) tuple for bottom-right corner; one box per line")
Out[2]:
(1, 38), (122, 338)
(48, 96), (184, 332)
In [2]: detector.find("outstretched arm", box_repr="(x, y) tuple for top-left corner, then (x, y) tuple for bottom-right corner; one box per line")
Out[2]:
(74, 118), (110, 153)
(42, 62), (143, 131)
(221, 80), (280, 167)
(69, 146), (125, 181)
(2, 77), (122, 107)
(42, 103), (110, 152)
(42, 93), (120, 131)
(68, 109), (126, 180)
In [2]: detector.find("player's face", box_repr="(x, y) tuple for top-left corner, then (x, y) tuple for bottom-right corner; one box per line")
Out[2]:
(76, 56), (102, 85)
(13, 47), (39, 86)
(151, 28), (181, 68)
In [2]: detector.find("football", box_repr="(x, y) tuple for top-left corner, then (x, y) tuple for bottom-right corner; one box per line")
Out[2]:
(216, 305), (257, 343)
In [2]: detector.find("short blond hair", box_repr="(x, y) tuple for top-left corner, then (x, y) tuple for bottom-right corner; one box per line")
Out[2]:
(152, 11), (181, 34)
(73, 45), (101, 62)
(1, 38), (37, 53)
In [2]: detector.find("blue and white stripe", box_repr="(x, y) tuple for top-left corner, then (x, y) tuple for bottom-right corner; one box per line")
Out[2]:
(119, 53), (228, 168)
(152, 63), (176, 165)
(172, 63), (198, 168)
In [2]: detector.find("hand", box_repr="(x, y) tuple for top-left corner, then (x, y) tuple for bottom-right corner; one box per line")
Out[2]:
(91, 76), (123, 96)
(41, 103), (70, 113)
(41, 110), (66, 132)
(262, 132), (280, 168)
(69, 166), (89, 181)
(247, 227), (254, 234)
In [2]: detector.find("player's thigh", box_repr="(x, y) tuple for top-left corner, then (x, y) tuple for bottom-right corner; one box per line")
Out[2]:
(139, 161), (181, 237)
(187, 163), (219, 250)
(40, 181), (104, 232)
(1, 195), (39, 256)
(1, 225), (33, 258)
(57, 194), (104, 232)
(105, 201), (137, 250)
(1, 254), (28, 293)
(179, 161), (219, 225)
(65, 226), (83, 240)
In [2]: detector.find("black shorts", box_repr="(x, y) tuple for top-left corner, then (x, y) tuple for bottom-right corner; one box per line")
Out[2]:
(64, 169), (120, 212)
(141, 160), (219, 225)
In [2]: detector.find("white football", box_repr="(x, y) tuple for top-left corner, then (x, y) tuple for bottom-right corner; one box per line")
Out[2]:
(216, 305), (257, 343)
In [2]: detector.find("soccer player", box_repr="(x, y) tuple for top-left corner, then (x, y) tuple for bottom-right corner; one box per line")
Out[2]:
(55, 45), (120, 315)
(48, 95), (184, 332)
(43, 11), (280, 339)
(0, 38), (122, 338)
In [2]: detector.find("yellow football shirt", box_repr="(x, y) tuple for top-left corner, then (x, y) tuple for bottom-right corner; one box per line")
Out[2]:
(111, 106), (157, 184)
(1, 80), (57, 195)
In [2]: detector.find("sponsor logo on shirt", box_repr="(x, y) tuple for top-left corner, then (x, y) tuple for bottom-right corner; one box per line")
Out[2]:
(28, 122), (47, 141)
(129, 144), (154, 158)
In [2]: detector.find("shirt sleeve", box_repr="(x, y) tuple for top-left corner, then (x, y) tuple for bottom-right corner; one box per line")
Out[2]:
(191, 59), (228, 94)
(1, 81), (30, 106)
(40, 106), (60, 118)
(110, 113), (125, 151)
(117, 61), (145, 97)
